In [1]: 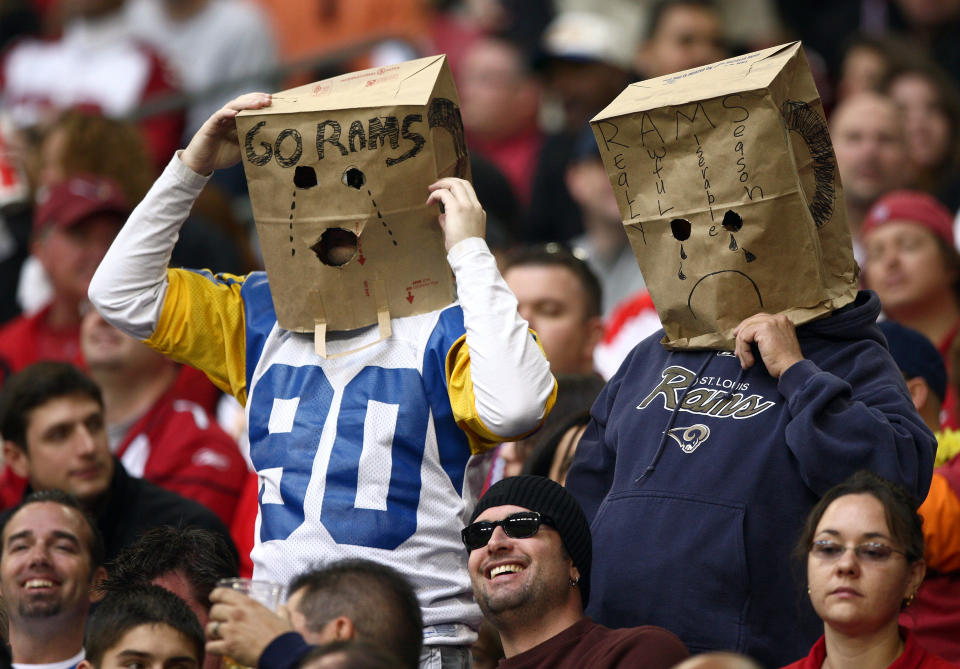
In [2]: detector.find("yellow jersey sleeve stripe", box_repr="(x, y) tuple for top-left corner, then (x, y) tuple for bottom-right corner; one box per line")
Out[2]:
(445, 331), (558, 456)
(145, 268), (250, 405)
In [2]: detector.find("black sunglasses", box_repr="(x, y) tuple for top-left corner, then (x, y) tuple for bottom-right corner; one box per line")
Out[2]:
(461, 511), (552, 551)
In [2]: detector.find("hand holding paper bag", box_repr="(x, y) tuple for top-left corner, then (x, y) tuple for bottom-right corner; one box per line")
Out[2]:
(733, 312), (804, 377)
(426, 177), (486, 251)
(235, 56), (469, 340)
(183, 93), (272, 176)
(590, 42), (859, 349)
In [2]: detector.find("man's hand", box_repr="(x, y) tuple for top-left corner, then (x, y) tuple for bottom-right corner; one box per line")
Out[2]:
(205, 587), (294, 666)
(181, 92), (272, 176)
(426, 178), (486, 251)
(732, 313), (804, 379)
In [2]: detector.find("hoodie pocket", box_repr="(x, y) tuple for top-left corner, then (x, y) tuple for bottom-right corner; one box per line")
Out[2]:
(587, 490), (749, 654)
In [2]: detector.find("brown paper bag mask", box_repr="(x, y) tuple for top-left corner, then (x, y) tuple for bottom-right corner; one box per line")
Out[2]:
(591, 42), (858, 350)
(236, 55), (469, 346)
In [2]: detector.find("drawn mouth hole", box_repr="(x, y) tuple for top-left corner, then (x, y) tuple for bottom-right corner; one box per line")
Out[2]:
(294, 166), (318, 189)
(722, 210), (743, 232)
(343, 167), (365, 189)
(670, 218), (691, 241)
(311, 228), (358, 266)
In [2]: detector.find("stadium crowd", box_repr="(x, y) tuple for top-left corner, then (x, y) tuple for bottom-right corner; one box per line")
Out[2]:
(0, 0), (959, 667)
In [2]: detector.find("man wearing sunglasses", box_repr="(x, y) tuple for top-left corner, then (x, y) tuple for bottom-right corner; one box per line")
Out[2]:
(463, 475), (688, 668)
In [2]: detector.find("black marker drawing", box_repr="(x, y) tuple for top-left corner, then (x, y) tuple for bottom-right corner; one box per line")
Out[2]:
(286, 163), (400, 266)
(780, 100), (837, 228)
(428, 97), (469, 179)
(365, 186), (398, 247)
(289, 190), (296, 256)
(720, 210), (755, 261)
(671, 218), (691, 280)
(688, 270), (763, 321)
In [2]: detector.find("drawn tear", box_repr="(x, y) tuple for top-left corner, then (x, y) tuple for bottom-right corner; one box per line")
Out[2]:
(680, 244), (687, 260)
(745, 250), (757, 262)
(729, 234), (738, 251)
(289, 190), (297, 256)
(678, 263), (686, 280)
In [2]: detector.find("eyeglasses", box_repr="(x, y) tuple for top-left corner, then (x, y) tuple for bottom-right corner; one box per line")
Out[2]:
(461, 511), (552, 551)
(809, 539), (908, 563)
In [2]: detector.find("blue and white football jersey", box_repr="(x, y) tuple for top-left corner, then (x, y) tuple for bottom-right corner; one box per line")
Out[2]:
(147, 268), (530, 639)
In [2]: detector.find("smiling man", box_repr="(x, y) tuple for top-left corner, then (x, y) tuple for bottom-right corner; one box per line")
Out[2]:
(463, 475), (688, 668)
(0, 490), (107, 669)
(0, 361), (234, 562)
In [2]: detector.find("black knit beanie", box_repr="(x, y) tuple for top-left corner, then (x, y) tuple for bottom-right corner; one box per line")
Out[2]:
(470, 475), (592, 606)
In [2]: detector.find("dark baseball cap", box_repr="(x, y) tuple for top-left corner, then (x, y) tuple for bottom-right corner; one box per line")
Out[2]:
(878, 320), (947, 401)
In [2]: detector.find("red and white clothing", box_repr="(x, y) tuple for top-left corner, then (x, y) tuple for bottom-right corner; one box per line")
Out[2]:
(0, 305), (83, 512)
(113, 380), (248, 526)
(0, 12), (183, 166)
(780, 631), (959, 669)
(594, 290), (661, 380)
(0, 361), (243, 524)
(0, 304), (82, 383)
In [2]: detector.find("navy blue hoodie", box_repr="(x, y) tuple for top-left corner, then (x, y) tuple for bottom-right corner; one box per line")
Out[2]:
(566, 291), (936, 668)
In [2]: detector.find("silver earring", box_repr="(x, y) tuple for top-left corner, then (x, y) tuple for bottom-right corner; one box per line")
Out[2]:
(569, 577), (580, 587)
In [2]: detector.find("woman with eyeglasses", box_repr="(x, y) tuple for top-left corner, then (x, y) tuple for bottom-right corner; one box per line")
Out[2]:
(781, 471), (958, 669)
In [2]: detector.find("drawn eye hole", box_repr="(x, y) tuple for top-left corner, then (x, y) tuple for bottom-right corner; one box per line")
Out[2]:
(722, 210), (742, 232)
(342, 167), (365, 189)
(294, 166), (317, 189)
(670, 218), (691, 241)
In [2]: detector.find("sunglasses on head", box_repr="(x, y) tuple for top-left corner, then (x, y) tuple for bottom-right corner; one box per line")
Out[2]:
(461, 511), (552, 551)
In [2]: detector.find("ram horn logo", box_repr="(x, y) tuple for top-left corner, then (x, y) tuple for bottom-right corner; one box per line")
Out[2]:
(666, 424), (711, 454)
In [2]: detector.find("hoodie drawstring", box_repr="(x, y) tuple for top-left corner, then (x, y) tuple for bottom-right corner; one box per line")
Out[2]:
(635, 353), (715, 485)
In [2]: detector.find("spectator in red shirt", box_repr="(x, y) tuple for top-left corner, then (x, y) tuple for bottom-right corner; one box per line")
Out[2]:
(460, 34), (542, 207)
(0, 174), (127, 384)
(80, 308), (248, 525)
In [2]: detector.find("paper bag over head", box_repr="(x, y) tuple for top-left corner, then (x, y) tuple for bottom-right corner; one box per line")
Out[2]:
(236, 55), (469, 341)
(591, 41), (858, 350)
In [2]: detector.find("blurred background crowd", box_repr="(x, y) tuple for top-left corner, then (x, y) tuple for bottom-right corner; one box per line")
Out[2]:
(2, 0), (960, 665)
(6, 0), (960, 380)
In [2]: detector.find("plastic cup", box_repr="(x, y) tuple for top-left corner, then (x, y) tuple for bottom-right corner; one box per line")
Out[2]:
(216, 577), (284, 608)
(215, 578), (284, 669)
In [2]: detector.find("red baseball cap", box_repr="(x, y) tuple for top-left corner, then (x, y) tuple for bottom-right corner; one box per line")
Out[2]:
(861, 190), (955, 247)
(33, 174), (129, 235)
